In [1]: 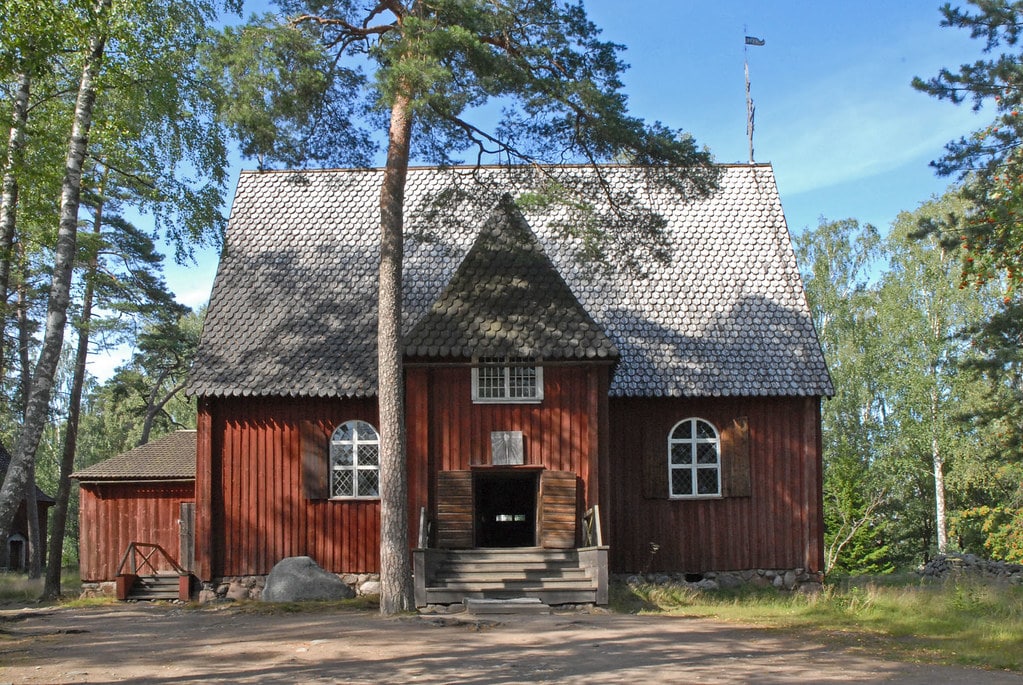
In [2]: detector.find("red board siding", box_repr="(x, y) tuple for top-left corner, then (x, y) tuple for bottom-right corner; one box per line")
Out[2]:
(406, 364), (607, 522)
(78, 482), (194, 582)
(607, 396), (823, 574)
(199, 396), (384, 579)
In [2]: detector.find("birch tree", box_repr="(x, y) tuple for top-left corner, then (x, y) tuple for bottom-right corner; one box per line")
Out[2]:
(0, 0), (239, 573)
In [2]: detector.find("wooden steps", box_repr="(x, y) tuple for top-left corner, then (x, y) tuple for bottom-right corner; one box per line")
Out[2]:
(124, 574), (183, 601)
(419, 548), (601, 606)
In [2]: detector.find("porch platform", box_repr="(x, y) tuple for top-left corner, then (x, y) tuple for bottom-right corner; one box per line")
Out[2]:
(413, 546), (608, 608)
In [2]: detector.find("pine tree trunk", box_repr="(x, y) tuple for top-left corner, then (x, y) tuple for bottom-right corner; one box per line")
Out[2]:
(0, 71), (30, 381)
(0, 18), (108, 551)
(42, 171), (105, 599)
(377, 92), (414, 615)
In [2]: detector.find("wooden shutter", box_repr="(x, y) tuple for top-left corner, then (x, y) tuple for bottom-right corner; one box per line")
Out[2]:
(539, 470), (578, 549)
(436, 470), (474, 549)
(301, 421), (328, 499)
(721, 416), (751, 497)
(642, 424), (668, 499)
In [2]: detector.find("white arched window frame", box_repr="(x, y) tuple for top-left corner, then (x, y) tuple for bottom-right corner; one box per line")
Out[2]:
(329, 420), (380, 499)
(668, 418), (721, 498)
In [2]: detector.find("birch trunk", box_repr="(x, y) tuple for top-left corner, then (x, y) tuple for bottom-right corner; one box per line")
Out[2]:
(0, 17), (108, 550)
(0, 71), (30, 380)
(932, 384), (948, 553)
(377, 91), (414, 615)
(42, 169), (105, 598)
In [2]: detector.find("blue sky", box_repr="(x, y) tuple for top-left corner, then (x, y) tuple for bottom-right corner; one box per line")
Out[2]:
(91, 1), (990, 377)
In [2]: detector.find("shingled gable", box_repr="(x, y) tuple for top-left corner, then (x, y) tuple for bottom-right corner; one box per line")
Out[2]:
(405, 194), (617, 361)
(188, 164), (833, 399)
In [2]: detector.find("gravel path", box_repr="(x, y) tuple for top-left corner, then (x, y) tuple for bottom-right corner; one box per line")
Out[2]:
(2, 604), (1021, 684)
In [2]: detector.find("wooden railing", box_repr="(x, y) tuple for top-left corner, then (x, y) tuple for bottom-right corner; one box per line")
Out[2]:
(116, 542), (186, 577)
(582, 505), (603, 547)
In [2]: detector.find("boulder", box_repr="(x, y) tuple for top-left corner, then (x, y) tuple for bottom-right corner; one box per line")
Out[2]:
(262, 556), (355, 602)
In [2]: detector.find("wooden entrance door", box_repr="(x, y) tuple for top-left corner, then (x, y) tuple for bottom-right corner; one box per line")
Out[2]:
(434, 469), (578, 549)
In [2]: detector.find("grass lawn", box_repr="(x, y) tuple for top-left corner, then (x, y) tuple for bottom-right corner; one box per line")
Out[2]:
(611, 575), (1023, 673)
(0, 569), (82, 603)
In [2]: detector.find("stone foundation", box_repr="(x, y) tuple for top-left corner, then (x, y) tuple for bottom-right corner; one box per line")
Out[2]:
(617, 568), (824, 593)
(198, 572), (381, 602)
(918, 553), (1023, 584)
(79, 581), (117, 598)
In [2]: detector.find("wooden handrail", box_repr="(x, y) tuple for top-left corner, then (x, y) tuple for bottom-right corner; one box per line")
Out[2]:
(583, 505), (603, 547)
(116, 542), (186, 577)
(417, 506), (430, 549)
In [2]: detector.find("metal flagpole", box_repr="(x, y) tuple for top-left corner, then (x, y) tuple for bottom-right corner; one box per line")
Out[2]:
(744, 34), (765, 164)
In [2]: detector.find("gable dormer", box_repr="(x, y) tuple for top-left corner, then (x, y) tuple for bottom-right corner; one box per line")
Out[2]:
(404, 194), (618, 364)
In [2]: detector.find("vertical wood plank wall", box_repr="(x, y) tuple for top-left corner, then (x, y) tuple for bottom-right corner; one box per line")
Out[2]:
(201, 396), (383, 579)
(78, 483), (194, 581)
(607, 395), (824, 574)
(194, 375), (820, 578)
(406, 364), (607, 521)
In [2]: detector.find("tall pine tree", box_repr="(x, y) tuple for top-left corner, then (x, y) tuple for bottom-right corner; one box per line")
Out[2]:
(215, 0), (718, 613)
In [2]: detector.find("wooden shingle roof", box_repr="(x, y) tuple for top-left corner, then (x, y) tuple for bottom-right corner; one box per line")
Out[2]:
(71, 430), (196, 482)
(405, 194), (618, 361)
(188, 164), (833, 399)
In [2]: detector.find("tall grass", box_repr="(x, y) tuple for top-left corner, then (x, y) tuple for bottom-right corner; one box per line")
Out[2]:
(612, 576), (1023, 672)
(0, 569), (82, 603)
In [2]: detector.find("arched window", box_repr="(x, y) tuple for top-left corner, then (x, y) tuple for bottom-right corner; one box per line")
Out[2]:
(330, 420), (380, 499)
(668, 418), (721, 498)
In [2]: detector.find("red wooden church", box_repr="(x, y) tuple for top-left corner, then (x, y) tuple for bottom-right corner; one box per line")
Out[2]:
(79, 164), (832, 604)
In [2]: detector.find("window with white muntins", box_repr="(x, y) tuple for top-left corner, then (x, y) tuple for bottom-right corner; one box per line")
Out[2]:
(330, 420), (380, 498)
(472, 357), (543, 403)
(668, 418), (721, 498)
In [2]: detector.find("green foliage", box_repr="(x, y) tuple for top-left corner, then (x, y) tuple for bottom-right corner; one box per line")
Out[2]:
(796, 218), (893, 573)
(913, 2), (1023, 295)
(951, 506), (1023, 562)
(218, 1), (718, 182)
(797, 195), (1009, 573)
(206, 14), (375, 169)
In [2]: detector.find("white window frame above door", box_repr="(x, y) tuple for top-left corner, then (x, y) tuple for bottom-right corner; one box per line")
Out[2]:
(471, 356), (544, 403)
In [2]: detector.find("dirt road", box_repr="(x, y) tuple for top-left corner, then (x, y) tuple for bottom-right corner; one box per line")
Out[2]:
(2, 603), (1021, 684)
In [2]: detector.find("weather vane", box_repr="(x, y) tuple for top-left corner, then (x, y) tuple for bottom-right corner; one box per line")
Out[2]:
(744, 33), (765, 164)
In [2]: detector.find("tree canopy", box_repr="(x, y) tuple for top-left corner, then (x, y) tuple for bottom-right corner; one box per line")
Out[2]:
(913, 0), (1023, 294)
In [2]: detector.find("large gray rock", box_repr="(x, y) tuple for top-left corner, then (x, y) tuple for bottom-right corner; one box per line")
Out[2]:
(262, 556), (355, 602)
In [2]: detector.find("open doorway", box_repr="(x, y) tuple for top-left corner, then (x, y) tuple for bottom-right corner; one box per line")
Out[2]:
(474, 470), (538, 547)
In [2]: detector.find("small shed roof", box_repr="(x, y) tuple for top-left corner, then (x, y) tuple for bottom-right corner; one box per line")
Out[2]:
(189, 164), (833, 399)
(72, 430), (196, 482)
